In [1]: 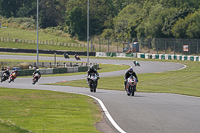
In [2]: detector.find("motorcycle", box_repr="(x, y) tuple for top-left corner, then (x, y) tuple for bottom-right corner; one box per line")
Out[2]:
(8, 72), (17, 83)
(75, 55), (81, 60)
(32, 73), (40, 85)
(125, 75), (137, 96)
(1, 73), (9, 82)
(88, 73), (99, 92)
(64, 52), (70, 59)
(133, 60), (140, 66)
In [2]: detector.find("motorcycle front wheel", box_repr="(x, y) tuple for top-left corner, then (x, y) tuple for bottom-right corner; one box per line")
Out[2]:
(90, 82), (93, 92)
(131, 86), (136, 96)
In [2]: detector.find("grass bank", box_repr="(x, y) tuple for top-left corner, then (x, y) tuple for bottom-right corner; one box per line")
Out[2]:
(0, 28), (76, 43)
(0, 41), (87, 51)
(0, 88), (101, 133)
(52, 61), (200, 97)
(0, 28), (88, 51)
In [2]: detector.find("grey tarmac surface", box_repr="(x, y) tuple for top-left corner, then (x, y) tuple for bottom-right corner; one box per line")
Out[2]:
(1, 55), (200, 133)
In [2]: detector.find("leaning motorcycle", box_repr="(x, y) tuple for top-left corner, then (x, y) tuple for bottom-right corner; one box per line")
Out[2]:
(32, 73), (40, 85)
(75, 56), (81, 60)
(1, 73), (9, 82)
(133, 60), (140, 66)
(88, 73), (99, 92)
(8, 72), (17, 83)
(125, 75), (137, 96)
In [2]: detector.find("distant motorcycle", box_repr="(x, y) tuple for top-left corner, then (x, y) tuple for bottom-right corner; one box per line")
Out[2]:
(8, 72), (17, 83)
(87, 73), (99, 92)
(1, 73), (9, 82)
(75, 55), (81, 60)
(133, 60), (140, 66)
(125, 75), (137, 96)
(64, 52), (70, 59)
(32, 73), (40, 85)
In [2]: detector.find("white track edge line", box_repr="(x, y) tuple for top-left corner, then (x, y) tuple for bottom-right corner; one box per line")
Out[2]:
(76, 93), (126, 133)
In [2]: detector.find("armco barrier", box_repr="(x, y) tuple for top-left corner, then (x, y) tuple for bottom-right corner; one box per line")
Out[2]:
(136, 53), (200, 62)
(125, 53), (135, 57)
(0, 48), (96, 56)
(78, 66), (88, 72)
(110, 53), (116, 57)
(96, 52), (199, 62)
(195, 56), (199, 61)
(96, 52), (107, 57)
(145, 54), (149, 59)
(183, 55), (187, 61)
(0, 65), (94, 77)
(116, 53), (125, 57)
(67, 67), (78, 73)
(40, 68), (53, 75)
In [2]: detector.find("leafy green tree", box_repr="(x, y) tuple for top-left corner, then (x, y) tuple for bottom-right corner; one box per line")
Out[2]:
(39, 0), (67, 28)
(113, 3), (143, 39)
(171, 10), (200, 39)
(144, 5), (177, 38)
(0, 0), (25, 17)
(67, 6), (86, 40)
(16, 0), (35, 17)
(162, 8), (193, 38)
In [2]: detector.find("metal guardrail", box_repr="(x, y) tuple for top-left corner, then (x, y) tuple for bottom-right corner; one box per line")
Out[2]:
(0, 62), (99, 76)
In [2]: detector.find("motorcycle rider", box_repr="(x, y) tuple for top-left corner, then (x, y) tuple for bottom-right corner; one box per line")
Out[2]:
(2, 69), (10, 81)
(33, 69), (41, 78)
(133, 60), (140, 66)
(124, 67), (138, 90)
(87, 65), (99, 85)
(9, 70), (18, 82)
(75, 54), (80, 60)
(64, 52), (69, 59)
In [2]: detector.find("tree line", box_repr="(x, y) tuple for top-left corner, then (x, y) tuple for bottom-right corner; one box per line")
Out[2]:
(0, 0), (200, 41)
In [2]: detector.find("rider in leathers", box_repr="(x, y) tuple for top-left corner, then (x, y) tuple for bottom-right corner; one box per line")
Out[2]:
(2, 69), (10, 79)
(87, 66), (99, 85)
(124, 67), (138, 90)
(33, 69), (41, 77)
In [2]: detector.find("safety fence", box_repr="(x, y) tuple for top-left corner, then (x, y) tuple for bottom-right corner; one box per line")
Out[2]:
(0, 37), (86, 47)
(1, 37), (200, 54)
(137, 53), (199, 61)
(96, 52), (137, 58)
(96, 52), (200, 62)
(0, 63), (99, 76)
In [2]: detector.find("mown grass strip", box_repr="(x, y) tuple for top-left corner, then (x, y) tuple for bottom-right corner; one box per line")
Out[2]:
(0, 88), (101, 133)
(52, 61), (200, 97)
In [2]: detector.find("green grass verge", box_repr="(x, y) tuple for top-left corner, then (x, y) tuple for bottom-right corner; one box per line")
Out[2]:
(0, 28), (76, 43)
(51, 61), (200, 97)
(0, 41), (87, 51)
(0, 88), (101, 133)
(0, 28), (88, 51)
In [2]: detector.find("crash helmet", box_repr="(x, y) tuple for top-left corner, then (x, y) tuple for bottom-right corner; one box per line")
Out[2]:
(14, 69), (18, 72)
(90, 65), (94, 70)
(36, 69), (39, 72)
(128, 68), (133, 75)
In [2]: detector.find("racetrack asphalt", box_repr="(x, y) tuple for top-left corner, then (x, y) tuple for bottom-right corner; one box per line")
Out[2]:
(1, 55), (200, 133)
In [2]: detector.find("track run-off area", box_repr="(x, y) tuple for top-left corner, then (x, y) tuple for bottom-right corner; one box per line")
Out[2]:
(0, 54), (200, 133)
